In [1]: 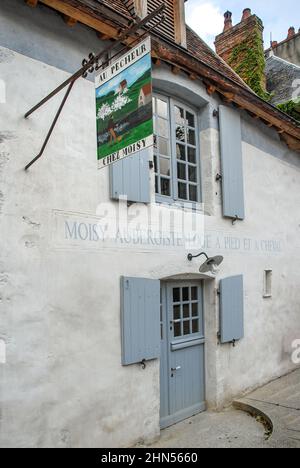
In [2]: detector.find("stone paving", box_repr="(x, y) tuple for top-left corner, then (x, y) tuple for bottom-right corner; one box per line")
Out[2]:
(149, 408), (269, 448)
(147, 369), (300, 448)
(234, 368), (300, 448)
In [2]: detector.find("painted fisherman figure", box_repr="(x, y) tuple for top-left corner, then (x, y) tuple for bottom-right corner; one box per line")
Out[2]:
(108, 118), (122, 145)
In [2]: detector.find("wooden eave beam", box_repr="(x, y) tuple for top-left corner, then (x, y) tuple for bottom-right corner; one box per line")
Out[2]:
(280, 133), (300, 151)
(37, 0), (125, 39)
(26, 0), (38, 6)
(63, 15), (77, 27)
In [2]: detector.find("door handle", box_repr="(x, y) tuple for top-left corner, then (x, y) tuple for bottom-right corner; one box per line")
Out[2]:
(171, 366), (181, 371)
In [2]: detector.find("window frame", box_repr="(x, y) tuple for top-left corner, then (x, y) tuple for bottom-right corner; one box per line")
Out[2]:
(153, 93), (202, 206)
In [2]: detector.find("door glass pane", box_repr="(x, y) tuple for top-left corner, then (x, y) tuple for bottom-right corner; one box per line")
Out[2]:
(192, 320), (199, 334)
(170, 285), (202, 340)
(191, 287), (198, 301)
(192, 303), (198, 317)
(183, 304), (189, 318)
(182, 287), (189, 301)
(174, 322), (181, 337)
(173, 305), (181, 320)
(183, 321), (190, 335)
(173, 288), (180, 302)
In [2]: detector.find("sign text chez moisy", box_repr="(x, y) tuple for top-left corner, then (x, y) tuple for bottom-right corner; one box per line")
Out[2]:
(95, 37), (153, 169)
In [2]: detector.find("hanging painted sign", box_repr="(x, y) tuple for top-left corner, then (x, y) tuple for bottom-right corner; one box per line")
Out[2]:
(95, 37), (153, 169)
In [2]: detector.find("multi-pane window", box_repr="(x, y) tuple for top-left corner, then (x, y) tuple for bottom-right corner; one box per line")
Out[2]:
(153, 96), (172, 197)
(153, 95), (200, 203)
(172, 285), (203, 338)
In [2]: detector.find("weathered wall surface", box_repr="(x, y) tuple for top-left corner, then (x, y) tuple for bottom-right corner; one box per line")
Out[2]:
(0, 1), (300, 448)
(0, 0), (106, 78)
(267, 34), (300, 67)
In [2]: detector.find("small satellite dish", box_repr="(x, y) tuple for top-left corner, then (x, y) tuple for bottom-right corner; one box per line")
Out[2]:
(199, 255), (224, 273)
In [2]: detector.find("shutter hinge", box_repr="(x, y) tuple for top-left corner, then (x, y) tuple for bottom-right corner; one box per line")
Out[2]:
(232, 215), (239, 225)
(216, 173), (222, 182)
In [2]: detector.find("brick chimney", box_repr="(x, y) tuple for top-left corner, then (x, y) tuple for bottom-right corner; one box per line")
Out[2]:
(287, 27), (295, 39)
(214, 9), (268, 98)
(223, 11), (233, 32)
(215, 8), (264, 63)
(242, 8), (251, 21)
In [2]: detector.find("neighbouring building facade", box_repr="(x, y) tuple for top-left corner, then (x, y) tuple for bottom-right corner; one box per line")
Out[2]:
(0, 0), (300, 448)
(266, 27), (300, 67)
(215, 9), (300, 119)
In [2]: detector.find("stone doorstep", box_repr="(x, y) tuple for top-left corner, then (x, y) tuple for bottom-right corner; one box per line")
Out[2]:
(233, 398), (300, 448)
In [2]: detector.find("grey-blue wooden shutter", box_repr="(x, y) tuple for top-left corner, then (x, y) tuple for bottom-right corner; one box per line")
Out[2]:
(219, 106), (245, 220)
(110, 149), (151, 203)
(219, 275), (244, 344)
(121, 276), (160, 365)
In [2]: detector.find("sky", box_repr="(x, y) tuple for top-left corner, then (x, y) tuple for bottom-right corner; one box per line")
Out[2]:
(185, 0), (299, 49)
(96, 54), (151, 98)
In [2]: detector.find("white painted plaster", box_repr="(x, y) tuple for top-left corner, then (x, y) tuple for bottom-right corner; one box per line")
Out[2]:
(0, 44), (300, 448)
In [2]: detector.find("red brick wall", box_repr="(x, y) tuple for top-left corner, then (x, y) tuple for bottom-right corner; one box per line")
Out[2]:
(215, 15), (264, 63)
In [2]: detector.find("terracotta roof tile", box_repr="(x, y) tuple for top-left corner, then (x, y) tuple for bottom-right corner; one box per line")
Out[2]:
(186, 26), (251, 91)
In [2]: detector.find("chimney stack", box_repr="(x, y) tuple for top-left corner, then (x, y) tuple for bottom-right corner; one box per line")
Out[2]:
(242, 8), (251, 21)
(287, 27), (295, 39)
(223, 11), (233, 32)
(215, 9), (267, 98)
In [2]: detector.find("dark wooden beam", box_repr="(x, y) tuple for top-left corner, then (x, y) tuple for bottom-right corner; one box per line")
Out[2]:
(152, 57), (161, 67)
(25, 0), (38, 7)
(205, 83), (216, 95)
(38, 0), (123, 38)
(63, 15), (77, 27)
(172, 66), (180, 75)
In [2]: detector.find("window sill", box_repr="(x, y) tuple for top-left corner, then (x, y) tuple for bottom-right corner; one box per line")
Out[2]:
(155, 198), (204, 214)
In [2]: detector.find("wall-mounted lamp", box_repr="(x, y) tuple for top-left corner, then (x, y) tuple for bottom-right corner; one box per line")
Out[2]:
(187, 252), (224, 274)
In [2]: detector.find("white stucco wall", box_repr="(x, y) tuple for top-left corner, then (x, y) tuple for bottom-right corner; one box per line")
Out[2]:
(0, 17), (300, 448)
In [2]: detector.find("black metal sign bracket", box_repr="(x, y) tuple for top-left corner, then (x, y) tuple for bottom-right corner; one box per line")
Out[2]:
(24, 4), (165, 171)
